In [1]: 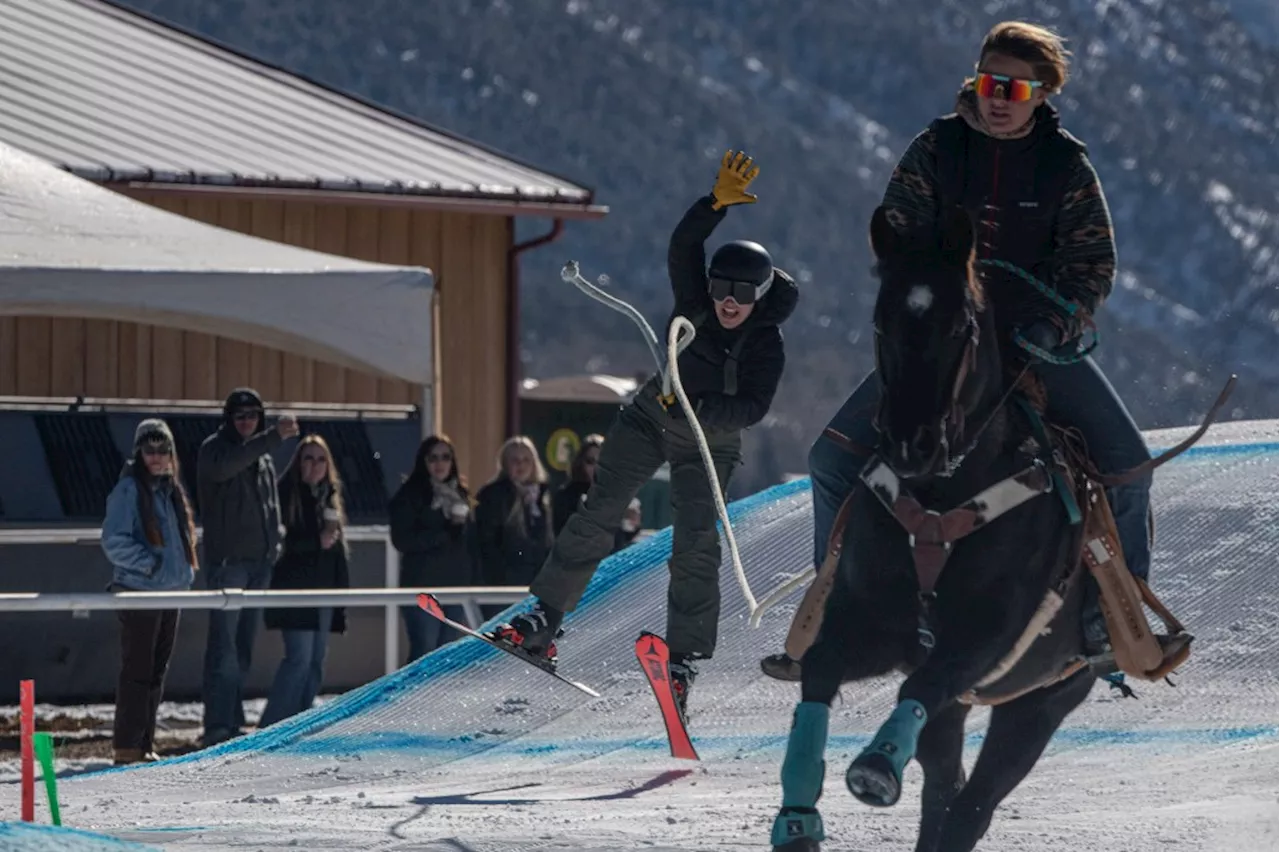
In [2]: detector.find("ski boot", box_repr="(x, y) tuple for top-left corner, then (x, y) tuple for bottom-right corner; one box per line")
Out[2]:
(491, 602), (564, 668)
(668, 653), (700, 723)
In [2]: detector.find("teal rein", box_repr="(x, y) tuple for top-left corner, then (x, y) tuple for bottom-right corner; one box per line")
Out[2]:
(978, 258), (1100, 365)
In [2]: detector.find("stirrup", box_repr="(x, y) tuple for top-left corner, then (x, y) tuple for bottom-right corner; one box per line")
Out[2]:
(1088, 631), (1191, 681)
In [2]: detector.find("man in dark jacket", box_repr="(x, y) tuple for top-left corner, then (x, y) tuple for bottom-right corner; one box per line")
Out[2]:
(197, 387), (298, 746)
(498, 151), (799, 717)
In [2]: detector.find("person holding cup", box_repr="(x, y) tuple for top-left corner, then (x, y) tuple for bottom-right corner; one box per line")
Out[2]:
(260, 435), (351, 727)
(389, 435), (475, 662)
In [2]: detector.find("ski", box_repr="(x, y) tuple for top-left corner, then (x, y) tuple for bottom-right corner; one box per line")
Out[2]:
(634, 631), (699, 761)
(416, 593), (600, 698)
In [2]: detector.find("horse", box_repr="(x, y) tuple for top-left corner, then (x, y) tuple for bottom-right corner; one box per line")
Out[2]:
(769, 205), (1098, 852)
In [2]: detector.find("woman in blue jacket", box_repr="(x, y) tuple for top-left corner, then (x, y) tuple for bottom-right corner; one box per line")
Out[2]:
(101, 419), (197, 766)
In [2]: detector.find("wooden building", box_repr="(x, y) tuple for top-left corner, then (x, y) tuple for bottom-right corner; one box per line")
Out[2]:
(0, 0), (606, 485)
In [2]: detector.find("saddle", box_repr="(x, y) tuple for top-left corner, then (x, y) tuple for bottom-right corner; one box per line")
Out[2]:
(776, 393), (1197, 699)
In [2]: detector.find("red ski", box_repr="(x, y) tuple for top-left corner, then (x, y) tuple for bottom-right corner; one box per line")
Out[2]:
(417, 594), (600, 698)
(634, 632), (699, 761)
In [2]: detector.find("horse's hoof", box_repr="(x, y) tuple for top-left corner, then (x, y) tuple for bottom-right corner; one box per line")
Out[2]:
(761, 653), (802, 681)
(846, 752), (901, 807)
(770, 806), (824, 849)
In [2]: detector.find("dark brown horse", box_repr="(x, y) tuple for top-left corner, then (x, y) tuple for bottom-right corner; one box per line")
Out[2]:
(769, 206), (1097, 852)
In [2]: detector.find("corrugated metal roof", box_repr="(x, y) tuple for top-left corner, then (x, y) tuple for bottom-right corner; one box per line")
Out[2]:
(0, 0), (598, 208)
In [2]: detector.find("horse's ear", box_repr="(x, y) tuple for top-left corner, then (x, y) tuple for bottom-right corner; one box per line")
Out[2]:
(939, 206), (976, 264)
(869, 206), (901, 260)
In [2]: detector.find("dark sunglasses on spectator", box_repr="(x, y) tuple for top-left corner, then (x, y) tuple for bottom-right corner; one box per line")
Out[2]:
(427, 452), (453, 463)
(708, 277), (761, 305)
(233, 409), (262, 422)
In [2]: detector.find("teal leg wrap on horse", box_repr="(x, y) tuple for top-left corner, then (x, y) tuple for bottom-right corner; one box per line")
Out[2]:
(780, 701), (830, 808)
(862, 699), (928, 776)
(771, 702), (830, 846)
(770, 807), (825, 847)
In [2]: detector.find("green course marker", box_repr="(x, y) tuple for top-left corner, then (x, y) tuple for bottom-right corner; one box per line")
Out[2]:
(31, 732), (61, 826)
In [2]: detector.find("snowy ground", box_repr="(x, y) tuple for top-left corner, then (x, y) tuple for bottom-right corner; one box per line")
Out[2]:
(1, 421), (1275, 851)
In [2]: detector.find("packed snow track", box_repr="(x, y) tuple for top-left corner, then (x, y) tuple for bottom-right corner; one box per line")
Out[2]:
(1, 421), (1276, 851)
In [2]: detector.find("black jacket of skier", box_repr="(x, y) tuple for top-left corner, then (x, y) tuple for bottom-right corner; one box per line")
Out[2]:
(665, 196), (798, 431)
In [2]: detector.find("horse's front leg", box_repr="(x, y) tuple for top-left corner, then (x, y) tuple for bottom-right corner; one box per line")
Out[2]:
(770, 591), (905, 851)
(912, 701), (971, 852)
(934, 671), (1093, 852)
(846, 565), (1034, 809)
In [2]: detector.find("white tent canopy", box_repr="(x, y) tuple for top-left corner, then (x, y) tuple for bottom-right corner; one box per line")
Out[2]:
(0, 141), (434, 385)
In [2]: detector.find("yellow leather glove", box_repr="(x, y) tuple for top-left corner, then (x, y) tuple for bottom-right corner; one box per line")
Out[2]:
(710, 150), (760, 210)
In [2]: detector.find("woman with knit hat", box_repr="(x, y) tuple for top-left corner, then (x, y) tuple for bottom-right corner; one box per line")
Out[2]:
(100, 419), (197, 765)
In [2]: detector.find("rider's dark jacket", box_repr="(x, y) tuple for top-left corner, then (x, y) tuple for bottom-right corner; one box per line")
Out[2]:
(880, 86), (1117, 342)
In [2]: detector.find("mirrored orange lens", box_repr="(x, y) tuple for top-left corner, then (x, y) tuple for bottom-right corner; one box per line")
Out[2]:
(974, 72), (1039, 102)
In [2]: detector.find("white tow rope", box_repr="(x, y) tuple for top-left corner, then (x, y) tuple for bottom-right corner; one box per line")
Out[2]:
(561, 261), (808, 627)
(561, 261), (665, 376)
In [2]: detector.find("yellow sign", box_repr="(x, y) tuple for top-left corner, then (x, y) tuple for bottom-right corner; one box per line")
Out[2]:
(545, 428), (581, 473)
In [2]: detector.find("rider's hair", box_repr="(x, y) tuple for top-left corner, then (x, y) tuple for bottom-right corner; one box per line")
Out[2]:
(979, 21), (1071, 94)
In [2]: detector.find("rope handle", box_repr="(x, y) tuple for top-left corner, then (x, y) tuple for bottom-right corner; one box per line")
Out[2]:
(561, 261), (665, 375)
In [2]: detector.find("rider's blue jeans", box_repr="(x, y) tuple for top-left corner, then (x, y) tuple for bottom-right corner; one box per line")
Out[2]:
(809, 360), (1152, 637)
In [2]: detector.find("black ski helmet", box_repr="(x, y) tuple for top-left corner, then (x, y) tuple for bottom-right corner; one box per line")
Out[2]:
(708, 240), (774, 300)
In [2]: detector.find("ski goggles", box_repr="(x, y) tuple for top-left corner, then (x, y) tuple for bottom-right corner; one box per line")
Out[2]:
(708, 275), (770, 304)
(973, 72), (1043, 102)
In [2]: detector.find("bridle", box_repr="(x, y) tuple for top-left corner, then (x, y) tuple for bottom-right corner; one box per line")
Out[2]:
(873, 293), (995, 478)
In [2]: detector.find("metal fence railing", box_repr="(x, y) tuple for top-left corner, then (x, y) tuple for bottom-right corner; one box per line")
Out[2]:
(0, 526), (528, 675)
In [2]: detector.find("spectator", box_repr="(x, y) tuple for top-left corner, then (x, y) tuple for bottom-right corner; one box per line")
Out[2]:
(101, 419), (197, 766)
(389, 435), (474, 663)
(197, 387), (298, 747)
(552, 434), (641, 552)
(259, 435), (350, 728)
(474, 437), (553, 616)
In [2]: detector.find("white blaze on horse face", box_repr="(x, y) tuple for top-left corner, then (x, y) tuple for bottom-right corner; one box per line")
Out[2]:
(905, 285), (933, 316)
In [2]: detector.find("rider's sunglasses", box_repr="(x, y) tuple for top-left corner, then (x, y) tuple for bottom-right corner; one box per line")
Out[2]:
(708, 278), (759, 305)
(973, 72), (1043, 102)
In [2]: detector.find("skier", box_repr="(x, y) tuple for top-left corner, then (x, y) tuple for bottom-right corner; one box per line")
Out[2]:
(495, 150), (799, 717)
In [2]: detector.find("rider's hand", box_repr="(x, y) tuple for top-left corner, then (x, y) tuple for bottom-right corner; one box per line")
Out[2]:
(711, 150), (760, 210)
